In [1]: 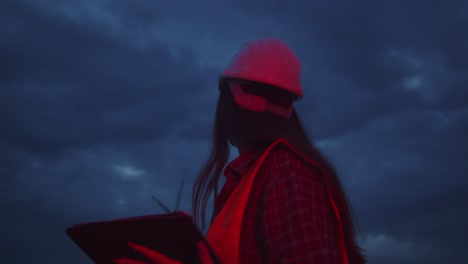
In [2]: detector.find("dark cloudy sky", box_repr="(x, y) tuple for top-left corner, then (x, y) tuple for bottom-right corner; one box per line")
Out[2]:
(1, 0), (467, 263)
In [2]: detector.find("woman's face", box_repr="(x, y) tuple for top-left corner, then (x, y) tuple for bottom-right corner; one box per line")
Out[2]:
(219, 80), (276, 149)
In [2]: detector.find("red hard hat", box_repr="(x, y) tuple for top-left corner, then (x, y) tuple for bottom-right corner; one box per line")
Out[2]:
(220, 38), (303, 99)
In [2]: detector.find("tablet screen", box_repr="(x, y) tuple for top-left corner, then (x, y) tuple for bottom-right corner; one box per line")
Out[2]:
(66, 211), (204, 264)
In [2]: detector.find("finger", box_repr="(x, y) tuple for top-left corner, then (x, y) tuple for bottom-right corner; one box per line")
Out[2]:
(197, 241), (214, 264)
(112, 258), (147, 264)
(127, 242), (180, 264)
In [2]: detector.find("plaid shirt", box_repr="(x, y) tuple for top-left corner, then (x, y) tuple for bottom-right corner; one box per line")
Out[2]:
(214, 144), (339, 264)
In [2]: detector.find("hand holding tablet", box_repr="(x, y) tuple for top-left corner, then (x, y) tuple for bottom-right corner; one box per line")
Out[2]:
(112, 241), (214, 264)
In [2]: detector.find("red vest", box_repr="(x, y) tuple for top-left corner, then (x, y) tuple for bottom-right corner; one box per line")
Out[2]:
(206, 138), (349, 264)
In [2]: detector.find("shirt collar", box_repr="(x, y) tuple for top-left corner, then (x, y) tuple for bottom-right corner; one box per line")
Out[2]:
(224, 148), (264, 178)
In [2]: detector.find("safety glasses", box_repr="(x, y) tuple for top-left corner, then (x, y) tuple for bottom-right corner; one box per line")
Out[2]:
(228, 80), (293, 118)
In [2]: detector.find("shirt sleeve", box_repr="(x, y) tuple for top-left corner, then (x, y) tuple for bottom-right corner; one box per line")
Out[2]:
(259, 151), (339, 264)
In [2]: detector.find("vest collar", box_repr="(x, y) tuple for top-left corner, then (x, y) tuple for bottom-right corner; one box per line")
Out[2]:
(224, 148), (263, 178)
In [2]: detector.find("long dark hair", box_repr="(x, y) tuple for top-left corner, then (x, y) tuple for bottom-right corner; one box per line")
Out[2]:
(192, 79), (366, 263)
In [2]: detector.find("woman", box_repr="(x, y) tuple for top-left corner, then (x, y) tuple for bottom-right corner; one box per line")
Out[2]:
(114, 39), (366, 264)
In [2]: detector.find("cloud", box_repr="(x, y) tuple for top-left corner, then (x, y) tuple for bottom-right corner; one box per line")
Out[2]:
(359, 233), (414, 257)
(358, 232), (460, 262)
(243, 0), (468, 139)
(0, 0), (219, 157)
(320, 107), (468, 258)
(113, 164), (146, 180)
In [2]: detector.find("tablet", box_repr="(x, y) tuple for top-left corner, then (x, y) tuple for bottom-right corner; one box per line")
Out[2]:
(66, 211), (213, 264)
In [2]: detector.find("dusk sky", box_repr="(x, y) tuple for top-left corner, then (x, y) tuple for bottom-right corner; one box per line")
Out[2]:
(1, 0), (467, 263)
